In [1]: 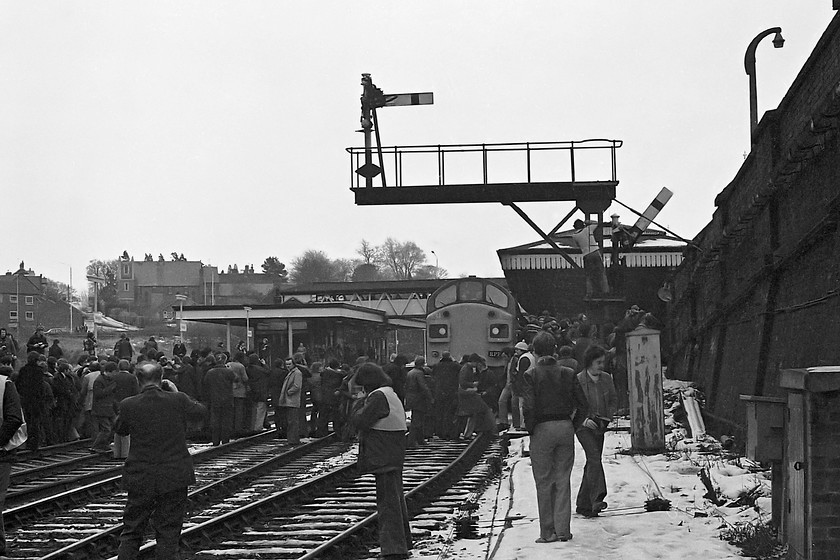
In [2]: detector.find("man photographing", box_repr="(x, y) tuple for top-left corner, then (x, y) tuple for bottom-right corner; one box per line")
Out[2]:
(115, 362), (206, 559)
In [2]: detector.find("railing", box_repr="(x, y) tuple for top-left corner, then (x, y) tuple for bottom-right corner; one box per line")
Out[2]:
(347, 139), (622, 188)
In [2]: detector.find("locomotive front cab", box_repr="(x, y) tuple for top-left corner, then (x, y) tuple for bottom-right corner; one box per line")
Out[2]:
(426, 277), (516, 367)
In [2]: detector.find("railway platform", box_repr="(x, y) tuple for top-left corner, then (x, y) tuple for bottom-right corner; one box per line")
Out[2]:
(445, 430), (771, 560)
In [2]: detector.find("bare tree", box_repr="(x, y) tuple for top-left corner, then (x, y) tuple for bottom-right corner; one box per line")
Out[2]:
(357, 239), (378, 265)
(378, 238), (426, 280)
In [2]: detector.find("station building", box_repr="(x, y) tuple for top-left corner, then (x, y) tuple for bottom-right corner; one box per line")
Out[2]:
(498, 225), (686, 323)
(177, 279), (456, 366)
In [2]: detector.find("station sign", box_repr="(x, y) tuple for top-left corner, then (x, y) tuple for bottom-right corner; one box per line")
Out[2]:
(312, 294), (347, 303)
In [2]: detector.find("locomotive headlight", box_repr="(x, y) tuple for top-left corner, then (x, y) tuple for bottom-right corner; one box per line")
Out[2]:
(489, 323), (510, 340)
(429, 323), (449, 340)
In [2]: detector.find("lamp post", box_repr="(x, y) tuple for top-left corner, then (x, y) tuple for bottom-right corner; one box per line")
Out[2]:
(243, 306), (252, 351)
(13, 268), (23, 340)
(431, 250), (439, 279)
(745, 27), (784, 143)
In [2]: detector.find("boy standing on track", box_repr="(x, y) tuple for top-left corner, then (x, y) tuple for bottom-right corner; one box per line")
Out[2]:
(352, 362), (412, 560)
(115, 362), (205, 559)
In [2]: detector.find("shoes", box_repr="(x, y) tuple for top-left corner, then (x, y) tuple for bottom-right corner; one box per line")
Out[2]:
(535, 534), (558, 543)
(576, 507), (598, 517)
(593, 501), (608, 514)
(559, 533), (573, 542)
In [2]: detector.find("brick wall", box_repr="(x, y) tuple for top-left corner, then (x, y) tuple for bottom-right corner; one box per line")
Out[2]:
(669, 13), (840, 433)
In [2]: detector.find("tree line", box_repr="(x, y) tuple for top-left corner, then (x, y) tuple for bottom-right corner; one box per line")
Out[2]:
(83, 238), (445, 313)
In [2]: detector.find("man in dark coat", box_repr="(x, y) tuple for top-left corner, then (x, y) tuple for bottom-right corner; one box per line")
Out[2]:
(404, 357), (433, 447)
(383, 354), (408, 403)
(112, 360), (140, 458)
(246, 354), (270, 432)
(48, 339), (64, 360)
(0, 365), (24, 557)
(83, 332), (97, 356)
(431, 351), (461, 440)
(115, 362), (206, 559)
(113, 333), (134, 361)
(202, 355), (235, 446)
(0, 330), (18, 366)
(15, 351), (46, 453)
(90, 362), (119, 453)
(26, 326), (48, 354)
(172, 339), (187, 360)
(318, 359), (344, 436)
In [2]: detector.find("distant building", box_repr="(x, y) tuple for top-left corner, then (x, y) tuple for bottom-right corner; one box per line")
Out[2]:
(0, 263), (84, 339)
(116, 255), (279, 326)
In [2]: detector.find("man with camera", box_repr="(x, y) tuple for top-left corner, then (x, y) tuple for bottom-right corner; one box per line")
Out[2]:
(115, 362), (206, 559)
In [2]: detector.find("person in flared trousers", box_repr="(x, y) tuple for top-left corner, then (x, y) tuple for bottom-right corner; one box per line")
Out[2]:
(352, 363), (412, 560)
(522, 331), (589, 544)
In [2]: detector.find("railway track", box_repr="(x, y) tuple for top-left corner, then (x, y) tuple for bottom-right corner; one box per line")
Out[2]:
(6, 432), (347, 559)
(117, 434), (502, 560)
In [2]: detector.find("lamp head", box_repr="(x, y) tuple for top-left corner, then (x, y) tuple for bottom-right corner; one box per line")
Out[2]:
(772, 32), (785, 48)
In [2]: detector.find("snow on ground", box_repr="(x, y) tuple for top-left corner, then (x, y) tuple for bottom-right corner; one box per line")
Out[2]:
(422, 429), (773, 559)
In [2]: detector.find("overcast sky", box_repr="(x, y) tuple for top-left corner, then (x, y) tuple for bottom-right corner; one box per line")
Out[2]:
(0, 2), (835, 292)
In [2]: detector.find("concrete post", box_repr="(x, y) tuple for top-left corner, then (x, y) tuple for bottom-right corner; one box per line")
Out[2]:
(625, 326), (665, 451)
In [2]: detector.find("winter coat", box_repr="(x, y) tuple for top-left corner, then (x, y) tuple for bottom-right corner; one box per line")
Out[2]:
(352, 387), (407, 474)
(48, 343), (64, 359)
(115, 384), (206, 494)
(319, 367), (344, 406)
(113, 339), (134, 359)
(0, 378), (24, 463)
(278, 366), (302, 408)
(50, 371), (80, 416)
(178, 364), (201, 400)
(16, 363), (46, 411)
(203, 366), (235, 408)
(522, 355), (589, 433)
(112, 370), (140, 413)
(228, 361), (248, 399)
(91, 372), (118, 417)
(456, 364), (487, 416)
(404, 367), (433, 412)
(383, 362), (406, 402)
(268, 366), (287, 404)
(0, 335), (19, 359)
(576, 370), (617, 431)
(80, 371), (101, 411)
(246, 363), (270, 402)
(26, 333), (48, 354)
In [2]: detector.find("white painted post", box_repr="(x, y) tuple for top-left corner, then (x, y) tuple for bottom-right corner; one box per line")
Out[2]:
(625, 326), (665, 451)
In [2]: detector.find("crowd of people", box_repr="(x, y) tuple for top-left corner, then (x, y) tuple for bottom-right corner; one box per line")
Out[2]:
(0, 302), (649, 557)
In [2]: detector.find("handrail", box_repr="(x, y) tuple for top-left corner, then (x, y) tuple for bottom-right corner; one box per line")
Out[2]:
(348, 139), (622, 189)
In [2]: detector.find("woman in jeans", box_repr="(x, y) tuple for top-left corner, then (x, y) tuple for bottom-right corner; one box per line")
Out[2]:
(575, 345), (617, 517)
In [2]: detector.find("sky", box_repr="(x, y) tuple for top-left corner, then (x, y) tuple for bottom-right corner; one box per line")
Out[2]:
(0, 2), (835, 293)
